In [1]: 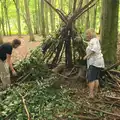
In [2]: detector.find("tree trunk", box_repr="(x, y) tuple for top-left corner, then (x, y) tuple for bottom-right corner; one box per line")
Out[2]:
(41, 0), (46, 37)
(1, 2), (6, 35)
(93, 4), (97, 29)
(69, 0), (73, 13)
(85, 0), (90, 30)
(49, 0), (55, 32)
(0, 18), (3, 44)
(34, 0), (39, 34)
(100, 0), (119, 65)
(38, 0), (41, 35)
(15, 0), (22, 37)
(45, 1), (49, 34)
(24, 0), (35, 41)
(4, 0), (11, 35)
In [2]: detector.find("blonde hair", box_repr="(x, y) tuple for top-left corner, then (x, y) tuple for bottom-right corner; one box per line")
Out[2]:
(86, 28), (97, 38)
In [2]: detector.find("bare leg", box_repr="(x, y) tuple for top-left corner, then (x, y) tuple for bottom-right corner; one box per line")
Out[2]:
(0, 62), (11, 89)
(88, 81), (95, 98)
(95, 80), (99, 95)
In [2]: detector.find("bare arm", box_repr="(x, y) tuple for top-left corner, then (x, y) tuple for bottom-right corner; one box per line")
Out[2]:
(6, 54), (15, 72)
(84, 51), (95, 60)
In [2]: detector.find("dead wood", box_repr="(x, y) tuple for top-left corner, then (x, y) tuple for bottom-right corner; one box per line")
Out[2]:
(19, 93), (31, 120)
(84, 105), (120, 118)
(104, 62), (120, 71)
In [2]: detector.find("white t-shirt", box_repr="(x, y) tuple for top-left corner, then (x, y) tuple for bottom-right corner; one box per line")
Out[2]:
(86, 38), (105, 68)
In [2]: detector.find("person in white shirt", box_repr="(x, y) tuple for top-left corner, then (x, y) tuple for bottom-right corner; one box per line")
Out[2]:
(84, 28), (105, 98)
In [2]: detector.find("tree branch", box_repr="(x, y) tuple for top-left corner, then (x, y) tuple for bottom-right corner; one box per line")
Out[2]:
(13, 0), (17, 8)
(56, 9), (68, 22)
(73, 0), (77, 12)
(43, 0), (67, 24)
(68, 0), (96, 26)
(19, 93), (31, 120)
(78, 0), (83, 11)
(75, 2), (96, 20)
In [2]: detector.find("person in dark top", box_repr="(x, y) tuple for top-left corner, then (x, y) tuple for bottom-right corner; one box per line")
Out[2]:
(0, 39), (21, 88)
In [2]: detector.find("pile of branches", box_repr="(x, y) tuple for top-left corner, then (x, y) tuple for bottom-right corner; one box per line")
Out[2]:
(42, 0), (97, 68)
(13, 46), (52, 83)
(99, 62), (120, 89)
(41, 29), (86, 69)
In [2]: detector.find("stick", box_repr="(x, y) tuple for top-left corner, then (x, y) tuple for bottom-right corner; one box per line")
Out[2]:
(19, 93), (31, 120)
(43, 0), (67, 24)
(84, 105), (120, 118)
(109, 69), (120, 74)
(106, 96), (120, 100)
(67, 67), (75, 76)
(104, 62), (120, 71)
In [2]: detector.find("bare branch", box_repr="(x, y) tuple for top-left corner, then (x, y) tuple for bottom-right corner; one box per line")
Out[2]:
(78, 0), (83, 10)
(81, 0), (96, 13)
(19, 93), (31, 120)
(43, 0), (67, 24)
(68, 0), (96, 25)
(73, 0), (77, 12)
(56, 9), (68, 22)
(75, 2), (96, 20)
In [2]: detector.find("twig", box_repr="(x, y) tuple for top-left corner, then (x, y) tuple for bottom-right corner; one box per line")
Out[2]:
(51, 69), (68, 79)
(18, 72), (31, 83)
(19, 93), (31, 120)
(67, 67), (76, 76)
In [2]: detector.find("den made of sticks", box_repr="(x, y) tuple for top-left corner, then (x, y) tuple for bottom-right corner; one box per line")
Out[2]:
(0, 0), (120, 120)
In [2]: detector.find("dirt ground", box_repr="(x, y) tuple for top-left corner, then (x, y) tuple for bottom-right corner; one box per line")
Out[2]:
(3, 35), (42, 62)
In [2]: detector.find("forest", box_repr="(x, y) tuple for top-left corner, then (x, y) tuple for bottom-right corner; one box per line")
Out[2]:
(0, 0), (120, 120)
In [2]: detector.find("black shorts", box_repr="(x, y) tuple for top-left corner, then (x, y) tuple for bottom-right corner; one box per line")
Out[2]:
(87, 65), (102, 82)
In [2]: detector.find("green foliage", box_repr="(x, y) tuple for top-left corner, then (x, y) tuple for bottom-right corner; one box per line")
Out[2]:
(0, 82), (78, 120)
(14, 46), (51, 81)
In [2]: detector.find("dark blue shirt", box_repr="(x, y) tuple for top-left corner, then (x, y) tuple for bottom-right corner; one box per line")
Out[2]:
(0, 43), (13, 61)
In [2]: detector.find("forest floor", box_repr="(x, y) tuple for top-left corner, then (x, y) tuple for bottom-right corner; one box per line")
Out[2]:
(1, 35), (120, 120)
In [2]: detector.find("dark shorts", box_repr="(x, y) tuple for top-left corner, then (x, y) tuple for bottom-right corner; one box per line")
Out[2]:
(87, 65), (102, 82)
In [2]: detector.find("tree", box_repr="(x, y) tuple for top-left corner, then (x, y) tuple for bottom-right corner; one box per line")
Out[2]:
(0, 18), (3, 44)
(49, 0), (55, 32)
(100, 0), (119, 65)
(4, 0), (11, 35)
(1, 1), (6, 35)
(24, 0), (35, 41)
(13, 0), (22, 37)
(45, 2), (49, 34)
(41, 0), (46, 37)
(85, 0), (90, 30)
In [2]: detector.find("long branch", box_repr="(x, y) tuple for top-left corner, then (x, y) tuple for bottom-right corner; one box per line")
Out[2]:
(73, 0), (77, 12)
(68, 0), (96, 26)
(84, 105), (120, 118)
(19, 93), (31, 120)
(56, 9), (68, 22)
(77, 0), (83, 11)
(43, 0), (67, 24)
(75, 3), (96, 20)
